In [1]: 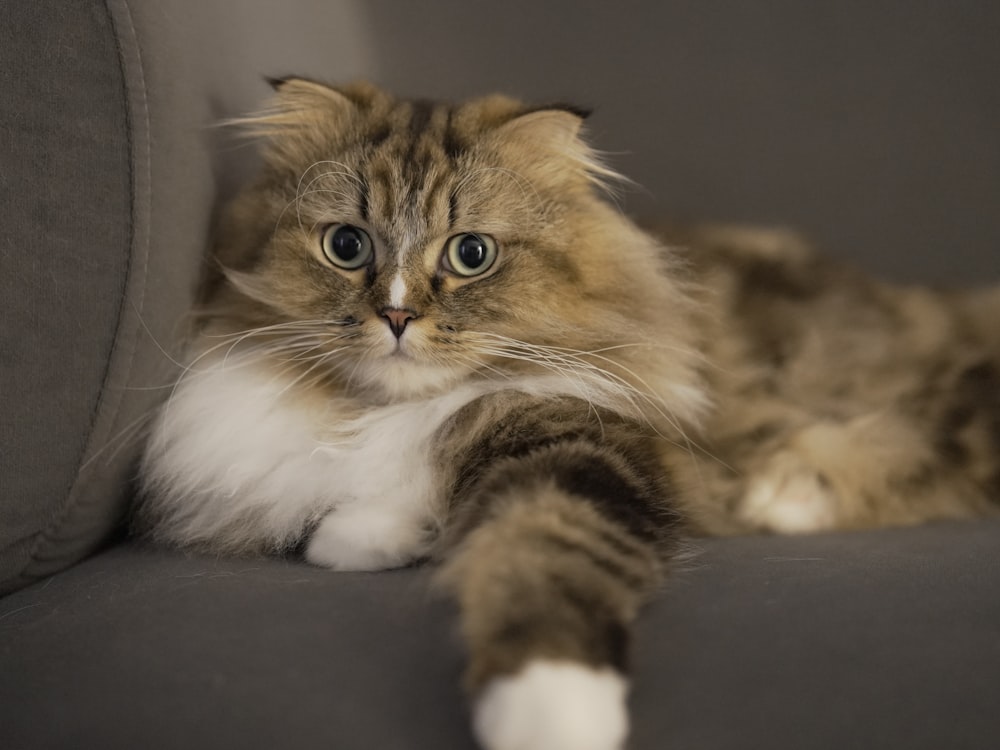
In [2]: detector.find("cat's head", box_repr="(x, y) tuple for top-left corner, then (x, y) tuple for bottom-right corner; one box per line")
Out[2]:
(208, 79), (705, 422)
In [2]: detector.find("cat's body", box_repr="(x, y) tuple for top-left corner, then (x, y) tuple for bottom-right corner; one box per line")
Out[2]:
(663, 225), (1000, 537)
(137, 80), (1000, 750)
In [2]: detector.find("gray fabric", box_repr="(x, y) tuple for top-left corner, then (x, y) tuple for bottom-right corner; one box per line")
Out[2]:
(369, 1), (1000, 284)
(0, 1), (132, 592)
(0, 0), (374, 594)
(2, 522), (998, 749)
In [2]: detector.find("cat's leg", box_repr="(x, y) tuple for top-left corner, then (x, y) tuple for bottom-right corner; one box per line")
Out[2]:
(442, 461), (667, 750)
(304, 496), (435, 571)
(738, 439), (843, 533)
(737, 400), (998, 533)
(436, 398), (677, 750)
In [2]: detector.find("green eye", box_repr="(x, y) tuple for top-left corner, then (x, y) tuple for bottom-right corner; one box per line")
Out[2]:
(445, 233), (498, 277)
(321, 224), (373, 269)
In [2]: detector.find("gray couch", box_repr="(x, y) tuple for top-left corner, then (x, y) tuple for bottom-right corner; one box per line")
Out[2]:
(3, 2), (999, 748)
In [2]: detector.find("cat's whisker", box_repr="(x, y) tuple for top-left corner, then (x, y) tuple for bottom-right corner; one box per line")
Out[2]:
(464, 356), (515, 383)
(294, 161), (363, 207)
(298, 161), (364, 190)
(293, 162), (364, 231)
(469, 344), (619, 421)
(295, 187), (359, 229)
(161, 327), (351, 414)
(470, 344), (619, 438)
(211, 327), (345, 369)
(271, 164), (362, 237)
(465, 333), (728, 469)
(128, 299), (189, 370)
(469, 330), (713, 373)
(199, 318), (354, 340)
(469, 333), (681, 419)
(269, 348), (349, 401)
(78, 408), (158, 471)
(218, 335), (317, 371)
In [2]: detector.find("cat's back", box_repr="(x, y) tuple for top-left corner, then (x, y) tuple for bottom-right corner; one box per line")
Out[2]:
(658, 224), (997, 409)
(650, 223), (1000, 536)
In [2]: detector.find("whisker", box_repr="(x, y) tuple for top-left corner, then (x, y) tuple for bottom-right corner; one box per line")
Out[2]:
(294, 162), (363, 231)
(464, 331), (732, 473)
(79, 408), (158, 471)
(270, 348), (348, 400)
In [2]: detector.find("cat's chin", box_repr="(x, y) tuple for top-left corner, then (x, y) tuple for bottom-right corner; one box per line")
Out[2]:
(358, 355), (470, 402)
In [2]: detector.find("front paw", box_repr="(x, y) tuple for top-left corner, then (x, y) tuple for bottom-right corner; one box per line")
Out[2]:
(473, 661), (629, 750)
(304, 507), (432, 572)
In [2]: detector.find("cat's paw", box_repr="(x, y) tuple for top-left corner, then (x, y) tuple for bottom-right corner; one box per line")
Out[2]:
(473, 661), (629, 750)
(304, 506), (431, 571)
(739, 452), (840, 533)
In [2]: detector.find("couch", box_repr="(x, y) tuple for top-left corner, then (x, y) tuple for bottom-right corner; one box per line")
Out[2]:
(3, 2), (998, 748)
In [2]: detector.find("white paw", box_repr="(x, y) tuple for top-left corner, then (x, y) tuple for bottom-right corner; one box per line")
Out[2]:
(304, 506), (431, 571)
(740, 454), (839, 533)
(473, 661), (629, 750)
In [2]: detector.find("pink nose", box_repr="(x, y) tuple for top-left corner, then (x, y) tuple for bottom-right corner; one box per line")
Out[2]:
(380, 307), (417, 339)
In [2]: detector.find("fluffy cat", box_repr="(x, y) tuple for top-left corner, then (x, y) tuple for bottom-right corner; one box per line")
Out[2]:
(137, 79), (1000, 750)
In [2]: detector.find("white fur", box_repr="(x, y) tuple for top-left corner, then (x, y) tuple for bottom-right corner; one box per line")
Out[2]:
(474, 661), (629, 750)
(142, 356), (488, 564)
(389, 272), (407, 309)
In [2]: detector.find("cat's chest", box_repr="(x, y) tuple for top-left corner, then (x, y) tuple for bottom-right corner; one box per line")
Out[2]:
(166, 359), (486, 513)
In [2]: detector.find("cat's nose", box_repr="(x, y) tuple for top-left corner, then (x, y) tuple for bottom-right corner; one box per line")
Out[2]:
(380, 307), (418, 339)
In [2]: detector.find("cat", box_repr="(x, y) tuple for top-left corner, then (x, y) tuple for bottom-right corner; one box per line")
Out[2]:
(137, 79), (1000, 750)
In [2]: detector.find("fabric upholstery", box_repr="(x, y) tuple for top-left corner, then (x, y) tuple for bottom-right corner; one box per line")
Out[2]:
(0, 1), (134, 593)
(2, 522), (998, 749)
(0, 0), (373, 594)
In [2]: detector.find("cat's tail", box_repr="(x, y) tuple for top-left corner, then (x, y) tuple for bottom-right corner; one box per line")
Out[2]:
(435, 403), (679, 750)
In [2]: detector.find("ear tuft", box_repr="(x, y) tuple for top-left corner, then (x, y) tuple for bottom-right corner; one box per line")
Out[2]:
(498, 108), (587, 150)
(525, 102), (594, 121)
(263, 75), (291, 91)
(224, 77), (362, 148)
(495, 105), (624, 192)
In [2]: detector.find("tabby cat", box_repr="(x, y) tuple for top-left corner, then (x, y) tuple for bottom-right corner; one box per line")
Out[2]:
(137, 79), (1000, 750)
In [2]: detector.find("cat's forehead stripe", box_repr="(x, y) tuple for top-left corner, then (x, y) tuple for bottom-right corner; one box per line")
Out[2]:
(359, 100), (463, 242)
(406, 100), (436, 142)
(389, 273), (407, 308)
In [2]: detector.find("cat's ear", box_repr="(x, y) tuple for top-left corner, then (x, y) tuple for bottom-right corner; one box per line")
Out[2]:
(496, 105), (590, 152)
(495, 106), (622, 190)
(238, 76), (359, 132)
(228, 77), (376, 164)
(264, 76), (381, 112)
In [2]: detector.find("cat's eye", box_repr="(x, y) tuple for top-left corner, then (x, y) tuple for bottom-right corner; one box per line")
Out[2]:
(444, 233), (498, 277)
(321, 224), (373, 270)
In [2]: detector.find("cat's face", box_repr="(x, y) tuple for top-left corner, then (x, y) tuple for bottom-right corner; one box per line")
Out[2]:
(212, 80), (699, 411)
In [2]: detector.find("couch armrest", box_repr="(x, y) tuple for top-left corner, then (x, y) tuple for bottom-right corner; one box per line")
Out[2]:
(0, 0), (373, 594)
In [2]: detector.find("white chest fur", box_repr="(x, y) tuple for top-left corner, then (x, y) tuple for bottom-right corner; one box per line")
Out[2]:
(140, 358), (485, 566)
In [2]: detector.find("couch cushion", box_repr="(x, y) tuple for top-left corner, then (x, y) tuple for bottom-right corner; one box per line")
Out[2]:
(2, 522), (998, 749)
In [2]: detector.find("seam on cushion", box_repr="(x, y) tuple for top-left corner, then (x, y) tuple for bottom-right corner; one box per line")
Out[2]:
(22, 0), (152, 576)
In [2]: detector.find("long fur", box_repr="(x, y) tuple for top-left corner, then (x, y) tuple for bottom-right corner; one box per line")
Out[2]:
(137, 81), (1000, 750)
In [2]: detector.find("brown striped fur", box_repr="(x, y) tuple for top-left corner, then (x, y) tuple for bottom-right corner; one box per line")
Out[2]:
(658, 225), (1000, 535)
